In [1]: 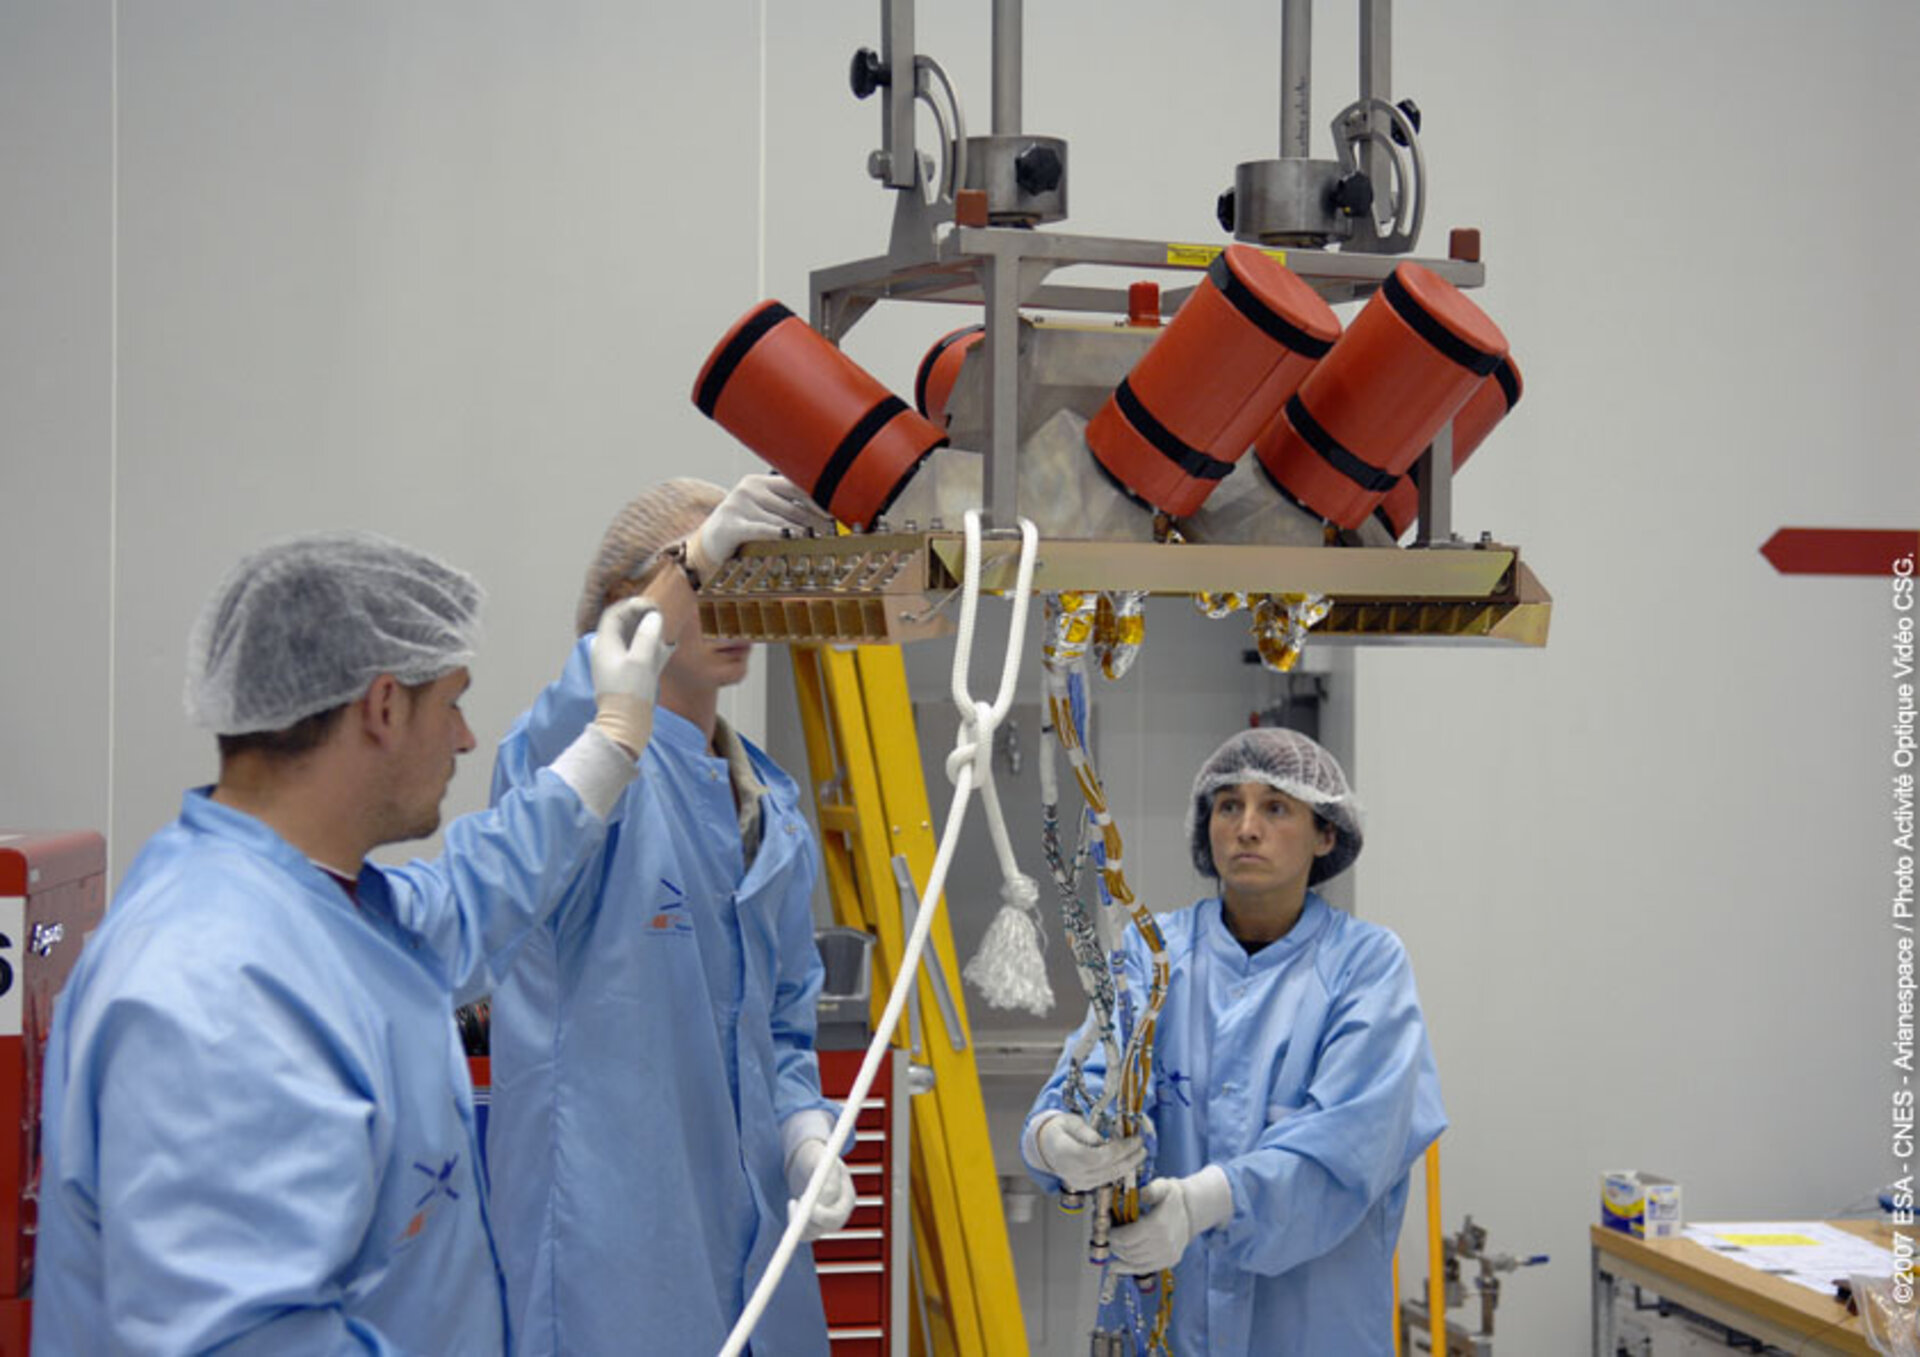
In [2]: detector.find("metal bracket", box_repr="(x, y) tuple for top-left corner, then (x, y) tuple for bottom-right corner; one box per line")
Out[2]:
(893, 854), (967, 1053)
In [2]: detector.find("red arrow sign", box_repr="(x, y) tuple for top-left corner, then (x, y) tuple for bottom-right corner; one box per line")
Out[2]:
(1760, 528), (1919, 576)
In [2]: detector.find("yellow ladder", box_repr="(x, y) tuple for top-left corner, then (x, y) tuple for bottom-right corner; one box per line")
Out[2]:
(791, 643), (1028, 1357)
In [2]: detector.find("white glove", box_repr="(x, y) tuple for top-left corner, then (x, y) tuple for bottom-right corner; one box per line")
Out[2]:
(1030, 1112), (1147, 1193)
(1109, 1166), (1234, 1275)
(685, 473), (836, 580)
(786, 1138), (856, 1243)
(588, 598), (672, 756)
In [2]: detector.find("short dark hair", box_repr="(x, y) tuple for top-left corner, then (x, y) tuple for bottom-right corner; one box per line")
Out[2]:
(215, 702), (349, 763)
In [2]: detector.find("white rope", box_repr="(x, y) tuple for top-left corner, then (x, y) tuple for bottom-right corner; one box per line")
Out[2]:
(718, 511), (1039, 1357)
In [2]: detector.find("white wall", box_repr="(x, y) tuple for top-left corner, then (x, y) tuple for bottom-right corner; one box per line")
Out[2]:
(4, 4), (1915, 1353)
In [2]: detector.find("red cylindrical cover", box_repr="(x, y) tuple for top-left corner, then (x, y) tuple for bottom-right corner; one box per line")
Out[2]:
(1377, 355), (1524, 538)
(1255, 262), (1508, 529)
(1127, 281), (1162, 327)
(1087, 245), (1340, 517)
(914, 325), (984, 429)
(693, 301), (947, 529)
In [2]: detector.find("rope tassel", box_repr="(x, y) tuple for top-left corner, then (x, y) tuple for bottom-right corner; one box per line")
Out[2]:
(962, 874), (1055, 1017)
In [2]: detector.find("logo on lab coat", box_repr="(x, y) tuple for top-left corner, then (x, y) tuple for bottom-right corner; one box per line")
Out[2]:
(646, 877), (694, 937)
(397, 1153), (462, 1246)
(1157, 1067), (1194, 1108)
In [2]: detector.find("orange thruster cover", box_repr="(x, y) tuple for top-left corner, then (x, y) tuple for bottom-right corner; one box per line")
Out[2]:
(1374, 354), (1524, 540)
(0, 830), (107, 1301)
(913, 324), (985, 430)
(1086, 243), (1340, 517)
(693, 302), (949, 531)
(1256, 261), (1509, 531)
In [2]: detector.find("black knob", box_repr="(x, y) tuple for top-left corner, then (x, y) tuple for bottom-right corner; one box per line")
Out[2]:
(1216, 187), (1237, 233)
(1013, 142), (1063, 196)
(849, 47), (888, 100)
(1391, 98), (1422, 147)
(1332, 171), (1374, 218)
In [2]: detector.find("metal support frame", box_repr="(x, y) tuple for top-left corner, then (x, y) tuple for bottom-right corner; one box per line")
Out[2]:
(786, 0), (1546, 647)
(979, 252), (1024, 528)
(1414, 423), (1458, 547)
(809, 226), (1483, 529)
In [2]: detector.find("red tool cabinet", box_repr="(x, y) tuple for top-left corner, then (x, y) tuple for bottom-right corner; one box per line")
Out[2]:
(814, 1045), (910, 1356)
(0, 830), (109, 1354)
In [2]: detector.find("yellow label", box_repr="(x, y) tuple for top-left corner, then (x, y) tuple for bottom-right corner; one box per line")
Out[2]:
(1714, 1233), (1820, 1248)
(1164, 243), (1288, 269)
(1165, 243), (1223, 268)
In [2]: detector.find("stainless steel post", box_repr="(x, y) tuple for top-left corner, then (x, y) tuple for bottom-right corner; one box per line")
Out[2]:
(1414, 422), (1455, 547)
(993, 0), (1023, 136)
(880, 0), (917, 189)
(1358, 0), (1392, 235)
(981, 250), (1023, 528)
(1281, 0), (1312, 159)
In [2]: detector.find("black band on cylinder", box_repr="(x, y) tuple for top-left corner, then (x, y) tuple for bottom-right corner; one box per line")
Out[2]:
(696, 302), (796, 419)
(1380, 271), (1501, 376)
(1284, 394), (1399, 493)
(1207, 254), (1335, 360)
(1113, 380), (1236, 483)
(914, 325), (983, 419)
(1492, 357), (1522, 410)
(812, 395), (909, 511)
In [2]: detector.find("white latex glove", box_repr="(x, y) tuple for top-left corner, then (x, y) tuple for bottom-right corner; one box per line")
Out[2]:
(786, 1138), (856, 1243)
(1109, 1166), (1234, 1275)
(1030, 1112), (1147, 1193)
(685, 473), (836, 580)
(588, 597), (672, 757)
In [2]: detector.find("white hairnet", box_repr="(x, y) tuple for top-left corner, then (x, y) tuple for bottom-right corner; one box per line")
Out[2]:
(185, 530), (484, 736)
(1188, 726), (1365, 885)
(574, 478), (726, 635)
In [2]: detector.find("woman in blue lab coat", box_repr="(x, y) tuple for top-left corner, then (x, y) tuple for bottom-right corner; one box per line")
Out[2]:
(487, 477), (853, 1356)
(1024, 726), (1446, 1355)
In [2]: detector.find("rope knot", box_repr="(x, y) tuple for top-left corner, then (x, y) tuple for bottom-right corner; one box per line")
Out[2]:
(945, 699), (998, 786)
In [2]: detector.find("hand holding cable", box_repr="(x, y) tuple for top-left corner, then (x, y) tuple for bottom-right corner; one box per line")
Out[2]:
(785, 1139), (856, 1243)
(1030, 1111), (1146, 1193)
(1109, 1167), (1234, 1275)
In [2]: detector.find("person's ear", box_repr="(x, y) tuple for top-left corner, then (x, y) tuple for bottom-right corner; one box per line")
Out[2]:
(1314, 823), (1336, 858)
(359, 674), (407, 750)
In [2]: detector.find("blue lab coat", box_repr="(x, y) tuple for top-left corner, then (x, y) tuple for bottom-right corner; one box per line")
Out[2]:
(1026, 894), (1446, 1356)
(487, 638), (834, 1357)
(35, 770), (607, 1356)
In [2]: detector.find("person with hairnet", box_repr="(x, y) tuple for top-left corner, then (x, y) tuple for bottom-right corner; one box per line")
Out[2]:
(486, 473), (849, 1357)
(33, 530), (672, 1356)
(1022, 726), (1445, 1355)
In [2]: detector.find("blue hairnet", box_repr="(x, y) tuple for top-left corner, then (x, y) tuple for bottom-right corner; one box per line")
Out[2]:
(1189, 726), (1365, 884)
(185, 530), (483, 735)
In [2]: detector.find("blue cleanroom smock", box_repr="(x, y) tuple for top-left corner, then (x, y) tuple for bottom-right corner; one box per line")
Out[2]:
(487, 637), (835, 1357)
(35, 769), (608, 1356)
(1026, 894), (1445, 1356)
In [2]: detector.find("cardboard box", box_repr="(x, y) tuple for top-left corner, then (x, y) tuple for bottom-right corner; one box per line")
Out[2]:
(1602, 1169), (1682, 1239)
